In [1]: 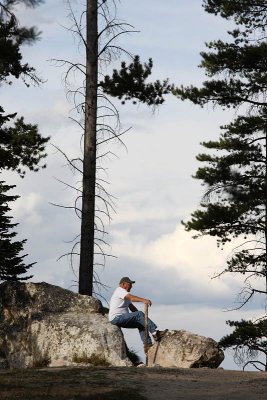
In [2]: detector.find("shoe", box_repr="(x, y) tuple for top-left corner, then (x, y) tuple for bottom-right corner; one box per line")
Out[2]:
(152, 329), (168, 342)
(136, 362), (146, 368)
(144, 343), (153, 353)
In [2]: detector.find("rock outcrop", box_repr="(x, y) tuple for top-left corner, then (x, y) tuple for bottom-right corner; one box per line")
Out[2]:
(0, 281), (131, 369)
(147, 329), (224, 368)
(0, 281), (224, 370)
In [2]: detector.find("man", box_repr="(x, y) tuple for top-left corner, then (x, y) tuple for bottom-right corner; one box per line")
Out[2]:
(109, 277), (168, 351)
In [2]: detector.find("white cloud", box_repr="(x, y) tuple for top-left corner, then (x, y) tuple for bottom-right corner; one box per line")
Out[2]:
(144, 226), (221, 268)
(31, 256), (76, 290)
(12, 192), (43, 225)
(111, 224), (244, 297)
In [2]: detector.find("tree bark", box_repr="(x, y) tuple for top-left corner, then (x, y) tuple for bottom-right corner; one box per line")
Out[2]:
(79, 0), (98, 295)
(265, 131), (267, 298)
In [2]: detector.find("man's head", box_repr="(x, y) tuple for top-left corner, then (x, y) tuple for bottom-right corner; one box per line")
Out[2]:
(119, 276), (135, 292)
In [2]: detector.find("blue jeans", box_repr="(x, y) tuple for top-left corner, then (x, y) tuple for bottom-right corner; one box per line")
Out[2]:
(110, 311), (157, 344)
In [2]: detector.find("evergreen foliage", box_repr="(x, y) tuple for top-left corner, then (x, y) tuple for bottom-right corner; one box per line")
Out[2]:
(0, 108), (49, 177)
(0, 181), (34, 280)
(0, 0), (49, 177)
(0, 0), (43, 85)
(203, 0), (267, 32)
(219, 319), (267, 371)
(100, 55), (172, 106)
(173, 0), (267, 369)
(174, 0), (267, 295)
(0, 0), (48, 281)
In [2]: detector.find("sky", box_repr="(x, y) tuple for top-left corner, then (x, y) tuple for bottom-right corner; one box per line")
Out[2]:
(2, 0), (266, 369)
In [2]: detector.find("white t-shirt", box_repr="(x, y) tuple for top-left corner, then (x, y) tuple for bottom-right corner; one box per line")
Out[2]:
(108, 286), (131, 321)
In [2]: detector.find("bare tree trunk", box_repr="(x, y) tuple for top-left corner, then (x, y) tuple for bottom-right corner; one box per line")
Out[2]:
(79, 0), (98, 295)
(265, 135), (267, 303)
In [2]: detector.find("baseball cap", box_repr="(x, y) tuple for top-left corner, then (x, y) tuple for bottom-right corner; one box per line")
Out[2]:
(119, 277), (135, 284)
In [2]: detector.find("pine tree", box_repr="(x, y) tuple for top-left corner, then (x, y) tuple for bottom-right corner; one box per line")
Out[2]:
(173, 0), (267, 370)
(219, 319), (267, 371)
(0, 0), (49, 177)
(174, 0), (267, 302)
(0, 181), (34, 280)
(0, 0), (49, 280)
(0, 0), (43, 87)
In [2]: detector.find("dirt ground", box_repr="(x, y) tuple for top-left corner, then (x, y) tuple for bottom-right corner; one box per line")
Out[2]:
(0, 366), (266, 400)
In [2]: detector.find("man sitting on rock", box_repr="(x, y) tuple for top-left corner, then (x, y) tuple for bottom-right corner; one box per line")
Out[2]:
(108, 276), (168, 352)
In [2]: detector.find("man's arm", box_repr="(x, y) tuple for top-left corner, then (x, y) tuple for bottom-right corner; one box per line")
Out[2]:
(125, 294), (152, 306)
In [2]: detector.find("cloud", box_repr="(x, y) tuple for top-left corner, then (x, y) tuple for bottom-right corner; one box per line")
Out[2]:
(32, 256), (77, 290)
(106, 218), (265, 315)
(12, 192), (43, 225)
(110, 223), (242, 299)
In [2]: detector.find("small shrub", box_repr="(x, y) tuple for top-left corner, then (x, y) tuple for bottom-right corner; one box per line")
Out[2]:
(72, 352), (110, 366)
(32, 355), (51, 368)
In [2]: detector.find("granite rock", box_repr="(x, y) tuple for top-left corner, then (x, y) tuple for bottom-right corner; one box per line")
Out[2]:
(0, 281), (131, 368)
(147, 329), (224, 368)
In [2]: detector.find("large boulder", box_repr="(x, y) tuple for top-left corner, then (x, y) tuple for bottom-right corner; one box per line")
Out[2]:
(147, 330), (224, 368)
(0, 281), (132, 369)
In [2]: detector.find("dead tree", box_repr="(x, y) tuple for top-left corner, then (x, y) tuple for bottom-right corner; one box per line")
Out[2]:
(79, 0), (98, 295)
(52, 0), (171, 296)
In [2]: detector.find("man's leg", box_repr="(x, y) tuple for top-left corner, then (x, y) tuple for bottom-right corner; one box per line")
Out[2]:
(111, 311), (157, 344)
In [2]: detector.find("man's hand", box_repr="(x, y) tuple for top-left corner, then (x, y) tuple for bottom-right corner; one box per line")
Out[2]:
(144, 299), (152, 307)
